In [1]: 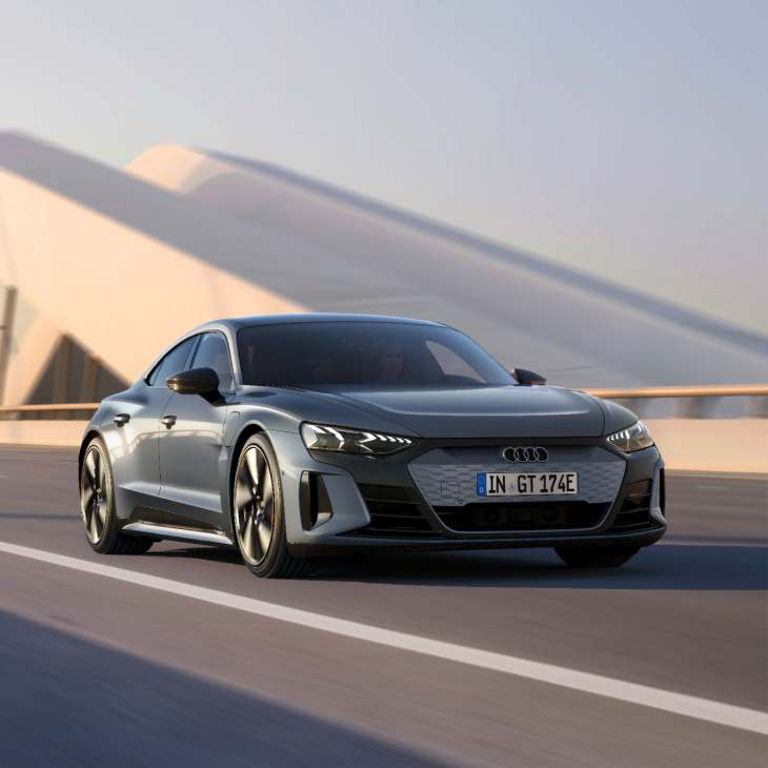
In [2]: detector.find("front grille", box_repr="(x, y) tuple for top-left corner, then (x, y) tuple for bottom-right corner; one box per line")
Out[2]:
(610, 479), (654, 531)
(408, 445), (626, 510)
(354, 484), (439, 538)
(434, 501), (610, 533)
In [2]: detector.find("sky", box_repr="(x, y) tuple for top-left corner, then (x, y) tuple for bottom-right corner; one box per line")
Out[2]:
(2, 0), (766, 334)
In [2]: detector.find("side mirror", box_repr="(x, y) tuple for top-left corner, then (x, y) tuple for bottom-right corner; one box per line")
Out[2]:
(513, 368), (546, 386)
(167, 367), (221, 400)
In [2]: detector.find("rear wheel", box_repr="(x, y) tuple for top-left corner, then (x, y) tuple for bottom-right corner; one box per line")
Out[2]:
(232, 434), (311, 578)
(555, 545), (639, 568)
(79, 438), (153, 555)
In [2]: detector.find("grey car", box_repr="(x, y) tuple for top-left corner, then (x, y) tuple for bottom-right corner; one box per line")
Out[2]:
(78, 314), (666, 578)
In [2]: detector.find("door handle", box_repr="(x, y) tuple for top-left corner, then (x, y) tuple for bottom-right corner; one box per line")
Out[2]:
(160, 415), (177, 429)
(113, 413), (130, 427)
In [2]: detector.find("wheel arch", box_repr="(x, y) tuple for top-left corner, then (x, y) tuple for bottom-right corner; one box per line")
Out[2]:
(78, 428), (104, 476)
(226, 421), (269, 520)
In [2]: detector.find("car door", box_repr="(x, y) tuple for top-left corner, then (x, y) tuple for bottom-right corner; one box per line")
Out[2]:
(158, 331), (234, 530)
(110, 336), (198, 512)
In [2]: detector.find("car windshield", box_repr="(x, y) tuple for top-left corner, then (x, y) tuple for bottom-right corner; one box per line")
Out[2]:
(237, 321), (514, 389)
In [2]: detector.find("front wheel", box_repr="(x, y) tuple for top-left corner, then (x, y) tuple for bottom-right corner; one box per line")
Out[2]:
(232, 434), (311, 578)
(555, 545), (639, 568)
(79, 438), (153, 555)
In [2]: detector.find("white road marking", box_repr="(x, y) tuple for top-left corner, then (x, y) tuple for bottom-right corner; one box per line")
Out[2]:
(660, 538), (768, 548)
(1, 539), (766, 736)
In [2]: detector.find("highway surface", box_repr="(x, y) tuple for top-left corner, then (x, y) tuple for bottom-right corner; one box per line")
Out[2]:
(0, 445), (765, 767)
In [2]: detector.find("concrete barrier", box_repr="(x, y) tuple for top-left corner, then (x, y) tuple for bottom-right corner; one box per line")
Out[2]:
(644, 419), (768, 474)
(0, 420), (87, 448)
(2, 418), (766, 473)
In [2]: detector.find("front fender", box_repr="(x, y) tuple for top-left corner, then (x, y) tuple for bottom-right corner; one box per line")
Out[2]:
(597, 398), (638, 435)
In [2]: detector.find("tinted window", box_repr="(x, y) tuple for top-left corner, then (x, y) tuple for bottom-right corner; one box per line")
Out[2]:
(191, 333), (234, 390)
(237, 322), (512, 389)
(426, 340), (485, 383)
(147, 337), (197, 387)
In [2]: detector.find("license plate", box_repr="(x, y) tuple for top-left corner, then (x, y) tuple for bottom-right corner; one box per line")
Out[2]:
(477, 471), (578, 497)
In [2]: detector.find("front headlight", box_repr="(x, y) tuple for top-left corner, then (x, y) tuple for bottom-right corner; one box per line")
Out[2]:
(606, 420), (654, 453)
(301, 423), (414, 456)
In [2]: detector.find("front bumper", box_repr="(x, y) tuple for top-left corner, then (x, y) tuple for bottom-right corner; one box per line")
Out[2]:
(270, 431), (666, 556)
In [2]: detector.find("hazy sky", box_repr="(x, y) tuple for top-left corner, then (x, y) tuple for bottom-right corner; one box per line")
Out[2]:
(2, 0), (766, 333)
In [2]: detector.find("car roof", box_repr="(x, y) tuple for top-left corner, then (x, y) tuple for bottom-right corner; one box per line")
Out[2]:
(191, 313), (446, 333)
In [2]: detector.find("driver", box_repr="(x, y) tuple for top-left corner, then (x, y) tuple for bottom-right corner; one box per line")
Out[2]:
(374, 343), (406, 384)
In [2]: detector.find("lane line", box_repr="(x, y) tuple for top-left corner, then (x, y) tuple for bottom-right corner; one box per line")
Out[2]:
(660, 537), (768, 548)
(1, 539), (766, 736)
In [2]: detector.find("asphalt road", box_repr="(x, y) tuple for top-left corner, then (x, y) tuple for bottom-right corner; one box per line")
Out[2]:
(0, 445), (765, 767)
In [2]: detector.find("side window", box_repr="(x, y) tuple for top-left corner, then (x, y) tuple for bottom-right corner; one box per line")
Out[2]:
(425, 340), (484, 383)
(147, 337), (197, 387)
(191, 333), (234, 390)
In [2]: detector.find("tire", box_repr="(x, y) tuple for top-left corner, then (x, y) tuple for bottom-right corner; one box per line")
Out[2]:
(555, 545), (639, 569)
(79, 437), (153, 555)
(231, 433), (311, 578)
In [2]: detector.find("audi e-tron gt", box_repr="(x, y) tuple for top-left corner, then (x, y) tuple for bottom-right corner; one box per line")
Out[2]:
(79, 314), (666, 577)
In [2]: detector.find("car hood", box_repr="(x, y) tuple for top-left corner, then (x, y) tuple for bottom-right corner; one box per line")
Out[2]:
(314, 385), (604, 438)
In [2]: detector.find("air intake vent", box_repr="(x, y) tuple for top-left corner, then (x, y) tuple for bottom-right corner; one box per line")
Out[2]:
(299, 472), (333, 530)
(434, 501), (609, 533)
(610, 479), (654, 531)
(354, 484), (438, 537)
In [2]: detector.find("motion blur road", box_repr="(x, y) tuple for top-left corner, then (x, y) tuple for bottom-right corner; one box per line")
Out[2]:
(0, 446), (765, 767)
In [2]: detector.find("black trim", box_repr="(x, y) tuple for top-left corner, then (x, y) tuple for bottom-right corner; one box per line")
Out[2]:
(608, 478), (656, 532)
(434, 500), (610, 533)
(352, 483), (438, 538)
(299, 472), (333, 531)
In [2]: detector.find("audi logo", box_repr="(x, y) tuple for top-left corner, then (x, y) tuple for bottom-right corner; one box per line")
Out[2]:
(502, 446), (549, 463)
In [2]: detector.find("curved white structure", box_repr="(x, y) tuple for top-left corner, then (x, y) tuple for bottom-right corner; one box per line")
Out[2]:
(1, 131), (767, 406)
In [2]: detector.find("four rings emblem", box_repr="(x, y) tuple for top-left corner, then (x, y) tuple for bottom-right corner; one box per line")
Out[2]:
(502, 446), (549, 463)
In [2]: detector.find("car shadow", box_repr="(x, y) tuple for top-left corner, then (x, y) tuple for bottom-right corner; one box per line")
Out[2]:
(322, 542), (768, 591)
(149, 540), (768, 591)
(149, 545), (243, 564)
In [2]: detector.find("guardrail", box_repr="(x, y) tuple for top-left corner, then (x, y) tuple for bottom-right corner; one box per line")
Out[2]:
(0, 384), (766, 420)
(585, 384), (768, 418)
(584, 384), (768, 398)
(0, 403), (100, 421)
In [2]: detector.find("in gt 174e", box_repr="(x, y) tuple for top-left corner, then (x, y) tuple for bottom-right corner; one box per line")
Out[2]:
(79, 314), (666, 578)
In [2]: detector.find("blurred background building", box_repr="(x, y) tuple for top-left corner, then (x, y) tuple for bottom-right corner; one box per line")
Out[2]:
(1, 131), (767, 409)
